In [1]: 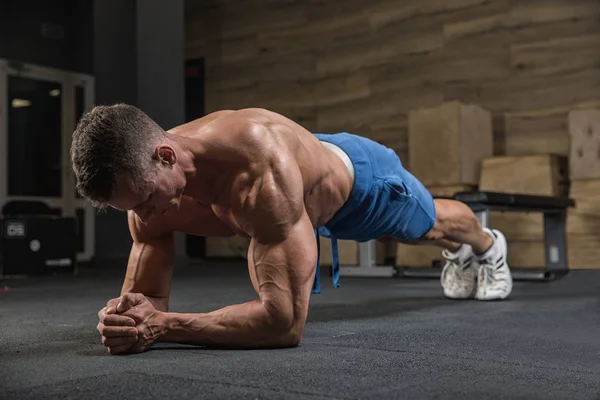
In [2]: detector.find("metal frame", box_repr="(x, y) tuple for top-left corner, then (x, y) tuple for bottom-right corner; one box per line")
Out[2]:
(339, 240), (397, 278)
(0, 59), (95, 262)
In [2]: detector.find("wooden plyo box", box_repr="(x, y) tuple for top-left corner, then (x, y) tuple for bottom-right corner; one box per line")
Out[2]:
(567, 179), (600, 270)
(319, 237), (386, 267)
(408, 101), (493, 187)
(568, 109), (600, 180)
(479, 154), (569, 197)
(478, 154), (568, 268)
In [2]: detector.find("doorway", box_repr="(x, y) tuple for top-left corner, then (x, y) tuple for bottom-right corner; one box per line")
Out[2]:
(0, 59), (95, 262)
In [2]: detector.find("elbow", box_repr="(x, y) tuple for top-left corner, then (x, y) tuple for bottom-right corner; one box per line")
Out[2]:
(262, 302), (304, 348)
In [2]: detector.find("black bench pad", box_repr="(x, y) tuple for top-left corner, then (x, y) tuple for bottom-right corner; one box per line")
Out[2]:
(453, 191), (575, 212)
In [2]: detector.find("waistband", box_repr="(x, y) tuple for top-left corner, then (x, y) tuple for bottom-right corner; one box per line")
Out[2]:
(311, 133), (370, 294)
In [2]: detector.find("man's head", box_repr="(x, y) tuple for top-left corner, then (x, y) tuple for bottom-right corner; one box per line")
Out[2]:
(71, 104), (186, 221)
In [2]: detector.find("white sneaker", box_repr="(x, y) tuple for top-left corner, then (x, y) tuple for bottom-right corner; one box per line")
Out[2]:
(440, 244), (477, 299)
(475, 229), (513, 301)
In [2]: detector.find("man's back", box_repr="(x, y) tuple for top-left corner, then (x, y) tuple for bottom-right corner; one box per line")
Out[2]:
(135, 108), (354, 238)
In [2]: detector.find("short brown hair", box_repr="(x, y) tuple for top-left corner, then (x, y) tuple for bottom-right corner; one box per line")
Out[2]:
(71, 104), (167, 208)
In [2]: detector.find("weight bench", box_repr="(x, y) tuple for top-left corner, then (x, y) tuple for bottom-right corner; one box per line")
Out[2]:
(340, 191), (575, 282)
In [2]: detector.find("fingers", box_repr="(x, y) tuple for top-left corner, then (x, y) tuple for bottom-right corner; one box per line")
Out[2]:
(97, 322), (139, 354)
(105, 298), (121, 315)
(97, 322), (137, 339)
(116, 293), (144, 313)
(100, 325), (138, 338)
(102, 335), (138, 348)
(102, 313), (137, 327)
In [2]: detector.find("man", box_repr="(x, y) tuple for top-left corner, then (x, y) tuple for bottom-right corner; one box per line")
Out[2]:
(71, 105), (512, 355)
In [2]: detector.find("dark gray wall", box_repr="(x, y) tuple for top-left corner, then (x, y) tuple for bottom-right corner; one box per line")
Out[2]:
(136, 0), (187, 263)
(1, 0), (186, 267)
(93, 0), (138, 265)
(93, 0), (186, 266)
(0, 0), (93, 74)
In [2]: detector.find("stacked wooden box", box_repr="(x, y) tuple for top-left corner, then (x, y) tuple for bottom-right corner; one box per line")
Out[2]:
(478, 154), (568, 268)
(318, 237), (386, 267)
(566, 109), (600, 269)
(396, 101), (494, 268)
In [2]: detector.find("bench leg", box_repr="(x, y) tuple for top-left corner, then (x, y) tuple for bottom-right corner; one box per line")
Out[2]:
(339, 240), (397, 278)
(474, 210), (490, 228)
(543, 211), (569, 273)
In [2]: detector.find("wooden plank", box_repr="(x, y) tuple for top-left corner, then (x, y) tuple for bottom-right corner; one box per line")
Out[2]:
(428, 184), (476, 198)
(370, 0), (510, 31)
(316, 27), (443, 77)
(312, 71), (371, 107)
(568, 233), (600, 269)
(567, 179), (600, 269)
(505, 110), (567, 152)
(436, 51), (510, 84)
(258, 5), (371, 57)
(318, 87), (442, 134)
(444, 1), (600, 42)
(506, 241), (545, 269)
(489, 213), (544, 241)
(206, 51), (317, 86)
(220, 36), (259, 64)
(368, 51), (443, 93)
(568, 109), (600, 180)
(370, 115), (408, 161)
(504, 100), (600, 156)
(505, 134), (569, 157)
(370, 115), (407, 142)
(395, 243), (444, 268)
(220, 3), (307, 40)
(480, 69), (600, 113)
(510, 34), (600, 77)
(319, 237), (386, 266)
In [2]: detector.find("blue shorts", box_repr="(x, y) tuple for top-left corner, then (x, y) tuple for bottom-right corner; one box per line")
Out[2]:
(311, 132), (436, 293)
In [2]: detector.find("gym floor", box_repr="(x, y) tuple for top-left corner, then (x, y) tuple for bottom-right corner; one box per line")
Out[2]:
(1, 263), (599, 400)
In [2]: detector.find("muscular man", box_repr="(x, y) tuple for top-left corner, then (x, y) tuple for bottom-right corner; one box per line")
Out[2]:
(71, 105), (512, 355)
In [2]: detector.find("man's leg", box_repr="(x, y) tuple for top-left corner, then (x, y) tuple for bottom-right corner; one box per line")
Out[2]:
(410, 199), (512, 301)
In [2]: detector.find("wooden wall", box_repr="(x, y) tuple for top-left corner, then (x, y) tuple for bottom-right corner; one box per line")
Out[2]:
(185, 0), (600, 164)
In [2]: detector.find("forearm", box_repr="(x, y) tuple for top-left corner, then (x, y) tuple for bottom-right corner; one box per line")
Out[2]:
(159, 300), (299, 349)
(120, 238), (175, 312)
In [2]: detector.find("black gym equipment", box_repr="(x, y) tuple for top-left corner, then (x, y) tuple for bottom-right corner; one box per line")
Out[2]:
(0, 215), (78, 277)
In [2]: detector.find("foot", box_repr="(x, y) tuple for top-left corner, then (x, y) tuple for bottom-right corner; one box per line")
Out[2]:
(440, 244), (477, 299)
(475, 229), (513, 301)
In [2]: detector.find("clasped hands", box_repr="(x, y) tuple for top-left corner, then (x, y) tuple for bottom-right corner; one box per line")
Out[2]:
(97, 293), (165, 355)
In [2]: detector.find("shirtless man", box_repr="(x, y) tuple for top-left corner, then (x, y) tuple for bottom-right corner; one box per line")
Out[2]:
(71, 105), (512, 355)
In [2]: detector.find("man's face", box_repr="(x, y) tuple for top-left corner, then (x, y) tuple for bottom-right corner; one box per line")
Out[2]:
(108, 146), (185, 222)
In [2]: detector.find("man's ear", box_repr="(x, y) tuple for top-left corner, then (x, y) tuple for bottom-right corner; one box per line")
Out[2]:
(153, 144), (177, 165)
